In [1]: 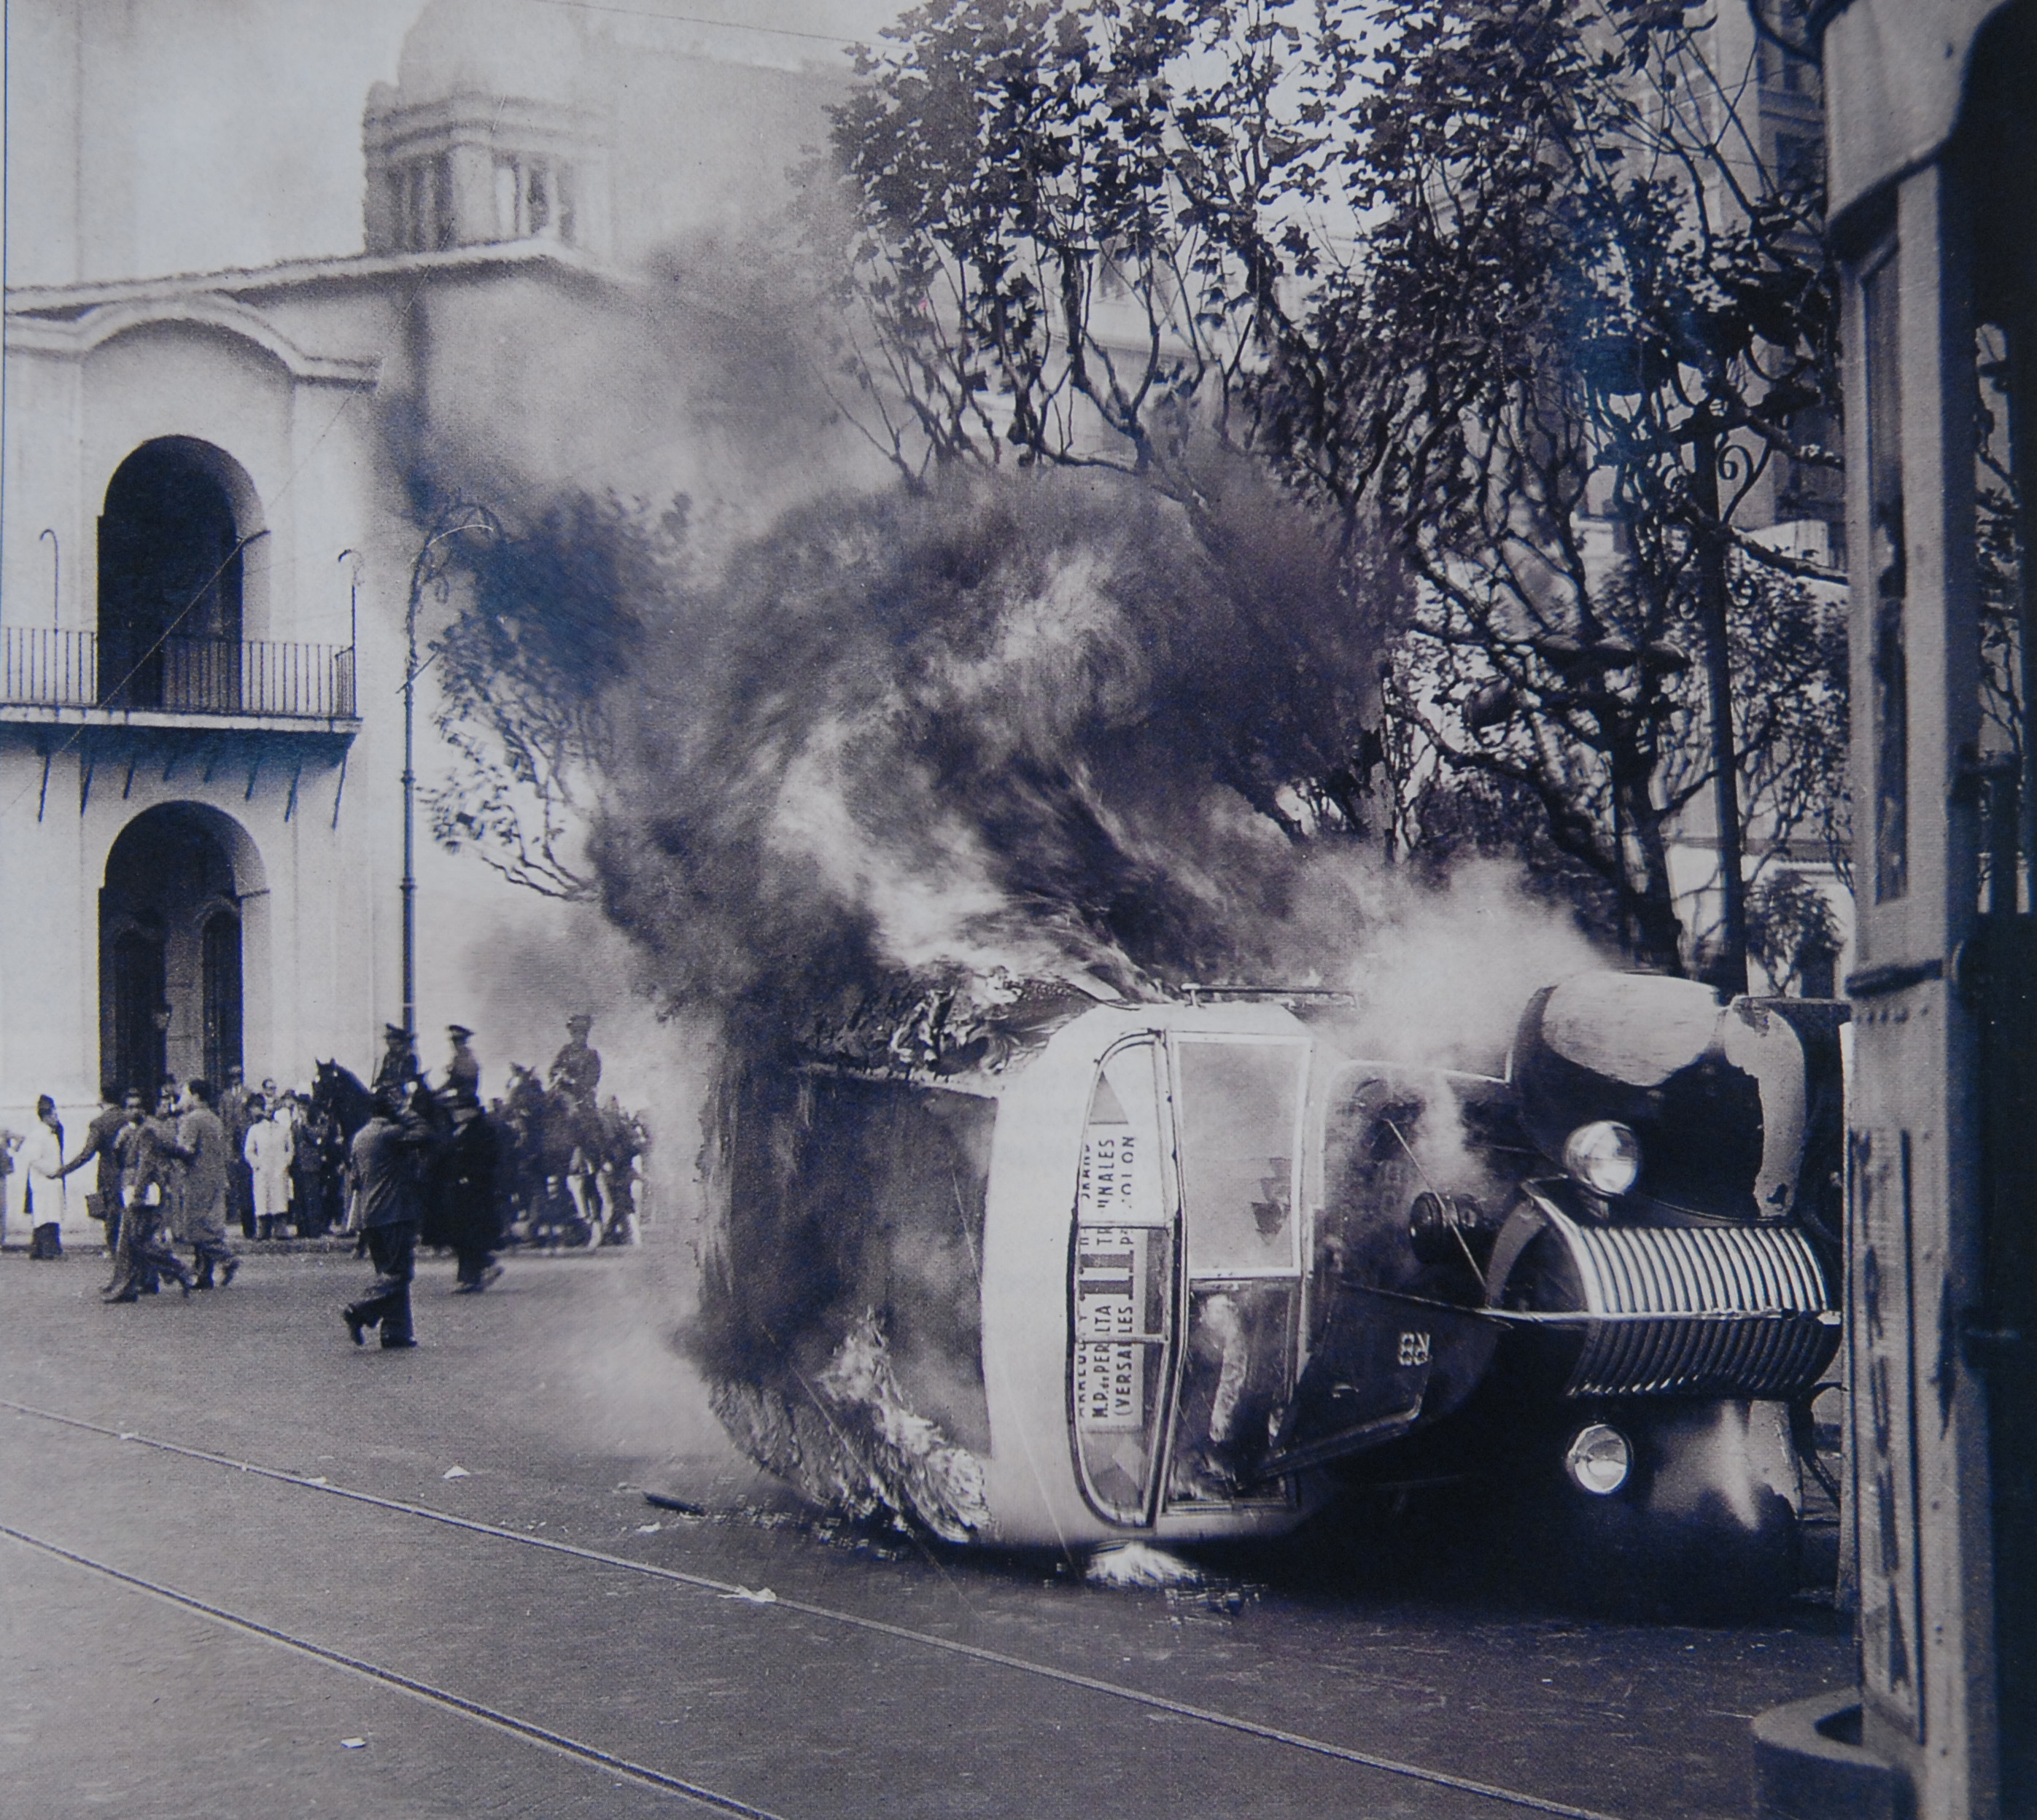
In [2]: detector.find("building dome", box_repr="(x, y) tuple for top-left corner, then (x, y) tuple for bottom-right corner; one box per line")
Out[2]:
(396, 0), (586, 105)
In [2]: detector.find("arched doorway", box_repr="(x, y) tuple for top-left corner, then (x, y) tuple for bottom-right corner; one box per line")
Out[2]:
(101, 805), (255, 1098)
(96, 438), (255, 711)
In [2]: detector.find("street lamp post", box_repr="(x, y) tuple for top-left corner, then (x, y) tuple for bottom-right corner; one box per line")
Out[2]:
(400, 504), (499, 1043)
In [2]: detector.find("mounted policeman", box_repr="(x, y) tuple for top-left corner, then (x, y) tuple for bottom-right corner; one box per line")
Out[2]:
(548, 1013), (605, 1231)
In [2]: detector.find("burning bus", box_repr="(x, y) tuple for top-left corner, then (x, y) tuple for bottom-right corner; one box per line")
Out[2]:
(697, 969), (1842, 1608)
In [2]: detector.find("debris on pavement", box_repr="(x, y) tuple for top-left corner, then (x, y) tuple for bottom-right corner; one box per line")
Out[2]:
(1086, 1542), (1202, 1590)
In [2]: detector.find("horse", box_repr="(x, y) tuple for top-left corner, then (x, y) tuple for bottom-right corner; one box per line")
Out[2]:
(502, 1065), (594, 1247)
(312, 1058), (468, 1239)
(311, 1060), (375, 1148)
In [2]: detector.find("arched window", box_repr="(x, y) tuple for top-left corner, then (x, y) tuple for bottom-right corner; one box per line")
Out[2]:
(108, 925), (168, 1102)
(202, 911), (244, 1090)
(97, 438), (247, 709)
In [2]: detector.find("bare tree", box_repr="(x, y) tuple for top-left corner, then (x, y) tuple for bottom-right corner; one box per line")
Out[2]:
(822, 1), (1354, 505)
(827, 0), (1850, 973)
(426, 494), (683, 901)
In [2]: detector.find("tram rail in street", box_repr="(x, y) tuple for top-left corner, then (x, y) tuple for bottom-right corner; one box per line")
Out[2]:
(0, 1519), (786, 1819)
(2, 1396), (1629, 1820)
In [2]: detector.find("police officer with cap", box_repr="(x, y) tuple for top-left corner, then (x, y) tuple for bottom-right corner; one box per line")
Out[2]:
(549, 1014), (602, 1109)
(372, 1023), (420, 1097)
(443, 1025), (481, 1107)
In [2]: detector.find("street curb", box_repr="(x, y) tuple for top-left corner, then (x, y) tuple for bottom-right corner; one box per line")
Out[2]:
(1750, 1688), (1911, 1820)
(1, 1237), (650, 1259)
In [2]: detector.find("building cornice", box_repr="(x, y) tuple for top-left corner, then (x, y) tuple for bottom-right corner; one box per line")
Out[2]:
(5, 240), (630, 325)
(4, 293), (382, 386)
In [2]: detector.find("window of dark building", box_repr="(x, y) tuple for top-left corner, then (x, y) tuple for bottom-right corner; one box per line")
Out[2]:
(97, 438), (244, 711)
(1774, 132), (1823, 197)
(393, 155), (454, 252)
(494, 155), (575, 244)
(108, 925), (168, 1103)
(202, 911), (243, 1089)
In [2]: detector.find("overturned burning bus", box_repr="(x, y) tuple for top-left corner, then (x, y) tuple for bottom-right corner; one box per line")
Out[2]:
(699, 971), (1841, 1603)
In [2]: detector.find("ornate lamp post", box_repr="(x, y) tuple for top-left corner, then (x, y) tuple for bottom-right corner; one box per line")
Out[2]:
(400, 503), (499, 1042)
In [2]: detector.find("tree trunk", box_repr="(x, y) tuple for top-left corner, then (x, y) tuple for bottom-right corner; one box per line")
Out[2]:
(1693, 435), (1749, 995)
(1624, 790), (1688, 976)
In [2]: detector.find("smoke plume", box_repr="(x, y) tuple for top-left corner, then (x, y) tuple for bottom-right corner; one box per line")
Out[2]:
(540, 463), (1607, 1537)
(593, 462), (1390, 1021)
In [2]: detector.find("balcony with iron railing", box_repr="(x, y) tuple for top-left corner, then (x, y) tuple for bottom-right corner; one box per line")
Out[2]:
(1, 626), (358, 724)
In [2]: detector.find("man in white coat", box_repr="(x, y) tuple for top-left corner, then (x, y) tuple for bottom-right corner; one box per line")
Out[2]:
(10, 1096), (68, 1259)
(244, 1092), (295, 1241)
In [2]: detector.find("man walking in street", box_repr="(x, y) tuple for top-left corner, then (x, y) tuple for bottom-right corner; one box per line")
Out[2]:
(434, 1027), (500, 1290)
(171, 1080), (238, 1289)
(343, 1088), (435, 1350)
(58, 1084), (128, 1258)
(104, 1088), (195, 1302)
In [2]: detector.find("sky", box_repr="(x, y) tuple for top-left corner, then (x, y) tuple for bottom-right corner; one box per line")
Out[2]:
(4, 0), (910, 284)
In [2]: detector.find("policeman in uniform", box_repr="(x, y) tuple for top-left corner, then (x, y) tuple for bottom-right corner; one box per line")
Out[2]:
(548, 1014), (601, 1107)
(372, 1023), (421, 1097)
(548, 1014), (603, 1231)
(443, 1024), (481, 1108)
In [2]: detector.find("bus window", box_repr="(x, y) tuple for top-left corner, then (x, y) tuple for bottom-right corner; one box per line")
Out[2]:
(1165, 1281), (1300, 1505)
(1173, 1041), (1307, 1276)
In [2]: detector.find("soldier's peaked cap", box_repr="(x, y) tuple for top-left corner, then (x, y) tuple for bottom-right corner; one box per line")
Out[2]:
(447, 1024), (474, 1040)
(567, 1013), (594, 1029)
(384, 1023), (411, 1041)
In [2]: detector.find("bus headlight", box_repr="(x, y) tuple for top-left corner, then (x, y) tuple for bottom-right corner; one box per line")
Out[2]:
(1561, 1121), (1642, 1197)
(1564, 1423), (1633, 1496)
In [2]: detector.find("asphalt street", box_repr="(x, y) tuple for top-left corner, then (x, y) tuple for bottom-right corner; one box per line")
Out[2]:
(0, 1236), (1852, 1820)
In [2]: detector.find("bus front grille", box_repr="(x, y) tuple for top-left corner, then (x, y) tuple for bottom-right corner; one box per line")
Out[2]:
(1553, 1218), (1838, 1399)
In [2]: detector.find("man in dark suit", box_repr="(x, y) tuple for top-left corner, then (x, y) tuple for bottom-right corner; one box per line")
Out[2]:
(218, 1065), (256, 1238)
(58, 1083), (128, 1256)
(441, 1100), (505, 1294)
(342, 1089), (435, 1350)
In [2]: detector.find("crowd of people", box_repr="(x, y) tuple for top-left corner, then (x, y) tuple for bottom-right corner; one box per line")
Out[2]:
(2, 1071), (349, 1269)
(1, 1016), (651, 1351)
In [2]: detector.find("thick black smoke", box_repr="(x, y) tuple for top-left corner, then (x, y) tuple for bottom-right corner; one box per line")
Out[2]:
(551, 464), (1595, 1536)
(559, 465), (1395, 1531)
(591, 464), (1390, 1033)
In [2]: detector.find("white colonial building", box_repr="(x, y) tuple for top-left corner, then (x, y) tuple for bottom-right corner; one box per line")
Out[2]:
(0, 0), (850, 1234)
